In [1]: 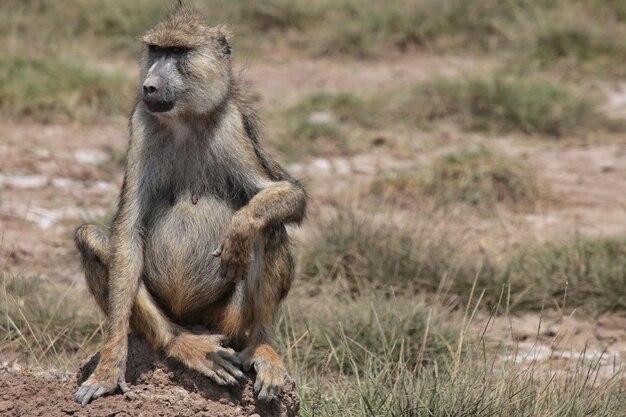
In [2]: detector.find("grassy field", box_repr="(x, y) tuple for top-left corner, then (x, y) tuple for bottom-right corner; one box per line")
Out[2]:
(1, 0), (625, 415)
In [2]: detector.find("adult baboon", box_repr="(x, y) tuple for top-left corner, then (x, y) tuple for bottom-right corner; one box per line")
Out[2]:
(74, 5), (306, 406)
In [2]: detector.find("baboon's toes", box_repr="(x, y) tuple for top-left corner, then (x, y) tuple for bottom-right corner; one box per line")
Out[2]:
(74, 380), (119, 406)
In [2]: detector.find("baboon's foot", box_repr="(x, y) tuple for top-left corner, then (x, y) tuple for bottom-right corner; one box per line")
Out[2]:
(240, 343), (286, 402)
(75, 362), (129, 406)
(167, 333), (246, 386)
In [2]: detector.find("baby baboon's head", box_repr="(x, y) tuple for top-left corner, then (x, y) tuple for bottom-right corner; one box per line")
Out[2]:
(140, 6), (232, 116)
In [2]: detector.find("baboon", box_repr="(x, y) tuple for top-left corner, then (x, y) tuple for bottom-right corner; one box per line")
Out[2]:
(74, 6), (306, 406)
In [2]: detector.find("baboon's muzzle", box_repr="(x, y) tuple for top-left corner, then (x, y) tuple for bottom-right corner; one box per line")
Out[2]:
(142, 58), (176, 113)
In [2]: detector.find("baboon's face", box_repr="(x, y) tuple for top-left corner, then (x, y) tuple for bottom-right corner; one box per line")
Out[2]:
(140, 8), (232, 117)
(141, 45), (188, 113)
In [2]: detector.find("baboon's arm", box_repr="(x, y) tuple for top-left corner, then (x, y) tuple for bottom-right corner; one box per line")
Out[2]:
(75, 124), (145, 406)
(243, 178), (307, 228)
(215, 166), (306, 281)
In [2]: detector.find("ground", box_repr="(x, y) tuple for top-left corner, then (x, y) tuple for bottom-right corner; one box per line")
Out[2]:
(0, 336), (299, 417)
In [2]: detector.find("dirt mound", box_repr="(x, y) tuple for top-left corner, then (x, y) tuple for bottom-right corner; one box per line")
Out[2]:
(0, 335), (299, 417)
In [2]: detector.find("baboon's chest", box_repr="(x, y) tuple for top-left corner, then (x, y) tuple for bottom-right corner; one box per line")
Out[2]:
(140, 138), (250, 223)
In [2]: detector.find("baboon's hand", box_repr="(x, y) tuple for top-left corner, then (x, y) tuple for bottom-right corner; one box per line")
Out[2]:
(212, 214), (257, 281)
(75, 366), (129, 406)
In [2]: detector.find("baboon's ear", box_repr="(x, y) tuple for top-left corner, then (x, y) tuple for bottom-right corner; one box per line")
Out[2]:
(218, 34), (231, 56)
(215, 25), (232, 57)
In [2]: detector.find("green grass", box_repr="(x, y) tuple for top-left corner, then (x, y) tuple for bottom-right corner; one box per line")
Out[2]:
(0, 273), (102, 370)
(504, 2), (626, 79)
(3, 270), (624, 416)
(300, 207), (626, 313)
(405, 76), (602, 136)
(474, 236), (626, 311)
(299, 208), (465, 290)
(423, 146), (546, 211)
(1, 1), (623, 123)
(370, 147), (546, 212)
(271, 92), (370, 158)
(284, 284), (626, 417)
(296, 336), (626, 416)
(274, 75), (604, 160)
(0, 55), (134, 121)
(280, 289), (459, 378)
(3, 0), (626, 79)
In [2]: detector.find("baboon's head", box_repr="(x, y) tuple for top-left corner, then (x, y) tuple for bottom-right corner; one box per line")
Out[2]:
(139, 7), (232, 116)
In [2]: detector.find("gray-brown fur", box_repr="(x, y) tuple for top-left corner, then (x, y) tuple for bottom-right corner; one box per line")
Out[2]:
(74, 5), (306, 407)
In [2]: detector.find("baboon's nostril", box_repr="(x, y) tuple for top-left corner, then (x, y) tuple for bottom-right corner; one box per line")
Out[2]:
(143, 85), (157, 95)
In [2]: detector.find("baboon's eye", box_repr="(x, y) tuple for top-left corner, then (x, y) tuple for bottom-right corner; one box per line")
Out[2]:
(148, 44), (161, 53)
(170, 47), (189, 55)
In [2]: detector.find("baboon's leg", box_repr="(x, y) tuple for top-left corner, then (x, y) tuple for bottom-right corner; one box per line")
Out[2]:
(218, 227), (294, 401)
(75, 225), (245, 387)
(75, 224), (111, 314)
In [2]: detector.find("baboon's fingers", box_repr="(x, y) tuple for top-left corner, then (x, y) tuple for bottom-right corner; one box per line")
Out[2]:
(220, 346), (237, 356)
(215, 367), (239, 385)
(212, 244), (223, 257)
(238, 351), (254, 372)
(203, 367), (227, 386)
(217, 349), (243, 367)
(215, 355), (246, 381)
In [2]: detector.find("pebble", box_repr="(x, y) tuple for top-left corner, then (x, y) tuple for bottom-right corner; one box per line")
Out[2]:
(124, 391), (140, 401)
(311, 158), (332, 173)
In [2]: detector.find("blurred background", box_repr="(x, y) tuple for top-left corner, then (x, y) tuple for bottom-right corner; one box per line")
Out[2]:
(1, 1), (626, 415)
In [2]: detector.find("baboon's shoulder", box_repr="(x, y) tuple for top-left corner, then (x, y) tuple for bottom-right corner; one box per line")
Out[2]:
(231, 76), (297, 185)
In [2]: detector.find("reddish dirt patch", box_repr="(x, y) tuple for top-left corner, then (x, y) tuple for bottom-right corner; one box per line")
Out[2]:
(0, 335), (299, 417)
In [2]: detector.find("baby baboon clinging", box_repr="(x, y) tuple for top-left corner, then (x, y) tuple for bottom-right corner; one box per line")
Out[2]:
(74, 6), (306, 406)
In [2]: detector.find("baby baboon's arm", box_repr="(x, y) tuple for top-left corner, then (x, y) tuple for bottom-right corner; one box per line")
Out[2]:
(75, 125), (145, 406)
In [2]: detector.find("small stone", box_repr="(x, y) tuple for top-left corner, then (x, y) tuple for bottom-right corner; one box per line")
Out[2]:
(333, 158), (351, 175)
(74, 150), (108, 165)
(307, 111), (335, 125)
(124, 391), (140, 401)
(287, 162), (305, 175)
(311, 158), (332, 173)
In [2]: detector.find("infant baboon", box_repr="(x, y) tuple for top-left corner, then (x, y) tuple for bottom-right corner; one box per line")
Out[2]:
(74, 5), (306, 406)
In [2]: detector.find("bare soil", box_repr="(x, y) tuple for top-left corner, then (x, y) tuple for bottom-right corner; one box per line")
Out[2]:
(0, 335), (299, 417)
